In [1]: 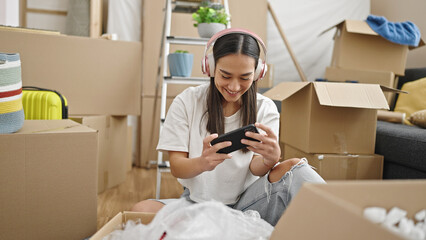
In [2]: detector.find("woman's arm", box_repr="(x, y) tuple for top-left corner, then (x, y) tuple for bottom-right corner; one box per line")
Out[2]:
(244, 122), (281, 176)
(169, 134), (233, 179)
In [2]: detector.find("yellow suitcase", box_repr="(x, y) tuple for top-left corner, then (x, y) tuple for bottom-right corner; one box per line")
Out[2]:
(22, 86), (68, 119)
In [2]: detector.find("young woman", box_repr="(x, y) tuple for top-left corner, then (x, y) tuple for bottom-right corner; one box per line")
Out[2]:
(132, 28), (325, 226)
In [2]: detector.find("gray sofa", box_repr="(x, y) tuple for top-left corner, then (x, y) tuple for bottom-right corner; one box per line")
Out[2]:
(375, 68), (426, 179)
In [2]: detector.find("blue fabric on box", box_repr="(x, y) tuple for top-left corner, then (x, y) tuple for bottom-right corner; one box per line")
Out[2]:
(366, 15), (421, 47)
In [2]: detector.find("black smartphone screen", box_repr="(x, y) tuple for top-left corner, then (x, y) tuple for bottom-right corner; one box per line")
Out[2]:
(210, 124), (260, 154)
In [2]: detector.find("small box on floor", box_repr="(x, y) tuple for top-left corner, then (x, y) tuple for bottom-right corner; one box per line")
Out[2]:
(0, 120), (98, 240)
(283, 144), (383, 180)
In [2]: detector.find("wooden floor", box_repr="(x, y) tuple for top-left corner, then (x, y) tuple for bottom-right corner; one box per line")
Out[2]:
(96, 167), (184, 230)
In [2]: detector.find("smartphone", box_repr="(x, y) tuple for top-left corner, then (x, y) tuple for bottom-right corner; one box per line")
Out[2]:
(210, 124), (260, 154)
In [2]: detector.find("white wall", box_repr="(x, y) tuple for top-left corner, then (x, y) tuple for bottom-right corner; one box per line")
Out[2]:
(0, 0), (19, 26)
(371, 0), (426, 69)
(266, 0), (370, 83)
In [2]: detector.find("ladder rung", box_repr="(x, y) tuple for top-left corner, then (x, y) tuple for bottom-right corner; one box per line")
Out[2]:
(158, 161), (170, 168)
(166, 36), (209, 45)
(172, 1), (200, 13)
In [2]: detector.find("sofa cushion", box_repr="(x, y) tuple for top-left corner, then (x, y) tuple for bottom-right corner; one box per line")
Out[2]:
(375, 120), (426, 179)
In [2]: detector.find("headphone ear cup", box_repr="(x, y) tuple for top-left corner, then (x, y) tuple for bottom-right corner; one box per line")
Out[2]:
(260, 62), (268, 80)
(207, 53), (215, 77)
(201, 56), (208, 76)
(254, 60), (266, 81)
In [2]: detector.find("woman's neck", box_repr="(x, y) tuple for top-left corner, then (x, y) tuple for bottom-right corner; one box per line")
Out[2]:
(222, 101), (241, 117)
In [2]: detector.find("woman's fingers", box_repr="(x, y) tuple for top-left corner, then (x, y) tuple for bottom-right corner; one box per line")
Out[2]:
(255, 122), (277, 140)
(203, 133), (218, 149)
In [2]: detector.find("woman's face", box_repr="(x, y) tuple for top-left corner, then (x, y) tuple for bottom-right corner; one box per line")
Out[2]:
(214, 53), (255, 104)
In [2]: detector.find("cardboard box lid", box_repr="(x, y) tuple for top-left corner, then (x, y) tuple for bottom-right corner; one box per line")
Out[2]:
(337, 20), (425, 49)
(13, 119), (97, 134)
(263, 82), (390, 110)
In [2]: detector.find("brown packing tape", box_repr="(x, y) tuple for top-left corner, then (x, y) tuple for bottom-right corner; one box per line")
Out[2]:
(333, 132), (348, 153)
(344, 155), (358, 179)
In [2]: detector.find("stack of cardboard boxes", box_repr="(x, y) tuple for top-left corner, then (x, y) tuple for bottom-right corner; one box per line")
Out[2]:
(264, 81), (388, 180)
(0, 28), (140, 239)
(264, 19), (426, 181)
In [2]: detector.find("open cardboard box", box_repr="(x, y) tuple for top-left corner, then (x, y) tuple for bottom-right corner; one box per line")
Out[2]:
(329, 19), (424, 76)
(91, 181), (426, 240)
(0, 120), (98, 240)
(263, 81), (392, 154)
(271, 180), (426, 239)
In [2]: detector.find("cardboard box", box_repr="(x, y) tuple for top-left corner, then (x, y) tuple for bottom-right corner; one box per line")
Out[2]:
(0, 29), (142, 115)
(91, 181), (426, 240)
(71, 116), (128, 193)
(325, 66), (398, 104)
(283, 144), (384, 180)
(139, 96), (174, 167)
(271, 180), (426, 240)
(0, 120), (98, 240)
(263, 82), (390, 154)
(330, 19), (424, 76)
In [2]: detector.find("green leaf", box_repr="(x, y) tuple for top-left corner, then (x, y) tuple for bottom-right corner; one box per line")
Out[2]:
(191, 5), (229, 27)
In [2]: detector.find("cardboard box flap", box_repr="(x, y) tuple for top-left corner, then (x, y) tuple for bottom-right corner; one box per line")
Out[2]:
(409, 38), (425, 49)
(262, 82), (310, 101)
(15, 120), (96, 134)
(380, 85), (408, 94)
(313, 82), (390, 110)
(344, 19), (378, 36)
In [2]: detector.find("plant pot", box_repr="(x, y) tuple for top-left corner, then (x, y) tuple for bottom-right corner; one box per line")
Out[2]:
(197, 23), (226, 38)
(168, 53), (194, 77)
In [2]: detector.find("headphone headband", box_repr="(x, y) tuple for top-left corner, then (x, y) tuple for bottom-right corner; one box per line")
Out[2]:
(204, 28), (267, 56)
(202, 28), (268, 80)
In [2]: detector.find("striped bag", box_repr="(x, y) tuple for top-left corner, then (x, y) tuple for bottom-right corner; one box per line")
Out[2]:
(0, 53), (24, 134)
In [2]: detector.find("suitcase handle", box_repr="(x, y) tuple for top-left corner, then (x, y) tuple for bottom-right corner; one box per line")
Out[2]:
(23, 86), (68, 119)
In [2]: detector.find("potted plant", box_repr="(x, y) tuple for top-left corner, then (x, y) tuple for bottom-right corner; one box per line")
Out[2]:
(192, 2), (229, 38)
(168, 50), (194, 77)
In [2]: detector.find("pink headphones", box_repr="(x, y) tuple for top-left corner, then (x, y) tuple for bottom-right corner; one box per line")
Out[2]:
(201, 28), (268, 81)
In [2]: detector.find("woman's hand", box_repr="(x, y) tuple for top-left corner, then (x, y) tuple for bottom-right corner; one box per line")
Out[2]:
(199, 134), (232, 172)
(242, 122), (281, 168)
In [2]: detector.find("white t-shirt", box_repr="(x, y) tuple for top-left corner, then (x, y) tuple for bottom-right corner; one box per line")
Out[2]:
(157, 83), (280, 204)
